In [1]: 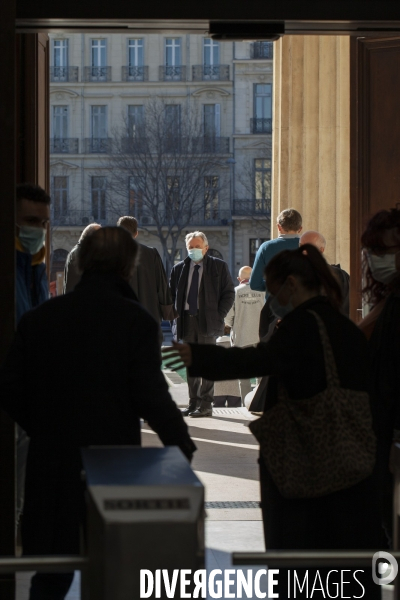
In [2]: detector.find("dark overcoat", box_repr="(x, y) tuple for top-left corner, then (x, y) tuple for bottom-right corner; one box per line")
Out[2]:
(0, 272), (195, 555)
(169, 253), (235, 340)
(130, 243), (175, 322)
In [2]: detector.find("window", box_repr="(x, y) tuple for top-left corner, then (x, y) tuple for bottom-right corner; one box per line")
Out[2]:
(165, 38), (181, 66)
(129, 176), (144, 218)
(52, 176), (68, 218)
(53, 40), (68, 80)
(253, 84), (272, 133)
(128, 39), (144, 67)
(128, 105), (144, 137)
(164, 105), (181, 150)
(91, 39), (106, 67)
(53, 106), (68, 139)
(204, 176), (219, 221)
(91, 106), (107, 138)
(164, 39), (182, 80)
(91, 39), (107, 80)
(254, 159), (271, 210)
(166, 177), (180, 212)
(203, 38), (220, 66)
(204, 104), (220, 138)
(249, 238), (268, 267)
(254, 84), (272, 119)
(91, 177), (106, 222)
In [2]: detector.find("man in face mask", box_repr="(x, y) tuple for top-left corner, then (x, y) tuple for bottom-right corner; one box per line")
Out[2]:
(169, 231), (235, 417)
(15, 183), (51, 534)
(16, 183), (51, 323)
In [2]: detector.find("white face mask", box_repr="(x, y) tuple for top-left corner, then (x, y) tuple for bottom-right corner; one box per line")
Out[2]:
(367, 252), (398, 285)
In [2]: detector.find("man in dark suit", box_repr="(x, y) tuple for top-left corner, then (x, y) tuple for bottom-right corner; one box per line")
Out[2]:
(169, 231), (235, 417)
(117, 216), (176, 342)
(0, 226), (196, 600)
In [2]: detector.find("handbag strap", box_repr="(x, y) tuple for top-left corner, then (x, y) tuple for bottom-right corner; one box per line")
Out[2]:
(307, 310), (340, 388)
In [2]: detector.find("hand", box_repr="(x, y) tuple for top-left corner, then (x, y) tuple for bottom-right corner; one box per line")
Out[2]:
(224, 325), (231, 335)
(162, 341), (193, 369)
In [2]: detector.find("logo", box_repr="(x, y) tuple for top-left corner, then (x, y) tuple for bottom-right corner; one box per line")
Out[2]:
(372, 551), (398, 585)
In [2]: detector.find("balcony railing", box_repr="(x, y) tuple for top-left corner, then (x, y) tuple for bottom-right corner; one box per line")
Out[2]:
(52, 210), (110, 227)
(83, 66), (112, 82)
(50, 66), (79, 82)
(251, 118), (272, 134)
(121, 66), (149, 82)
(159, 66), (186, 81)
(192, 65), (230, 81)
(84, 138), (112, 153)
(250, 42), (274, 59)
(50, 138), (79, 154)
(51, 209), (232, 228)
(233, 199), (271, 216)
(192, 137), (230, 153)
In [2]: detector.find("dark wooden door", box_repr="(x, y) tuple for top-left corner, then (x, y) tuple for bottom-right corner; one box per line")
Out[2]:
(350, 36), (400, 320)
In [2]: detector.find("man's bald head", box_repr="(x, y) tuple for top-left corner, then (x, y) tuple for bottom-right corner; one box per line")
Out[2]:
(238, 266), (252, 282)
(299, 230), (326, 254)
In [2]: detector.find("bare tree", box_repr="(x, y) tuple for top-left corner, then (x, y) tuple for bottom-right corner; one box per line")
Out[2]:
(103, 97), (229, 273)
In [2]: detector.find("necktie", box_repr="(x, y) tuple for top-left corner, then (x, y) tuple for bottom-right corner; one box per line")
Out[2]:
(188, 265), (200, 315)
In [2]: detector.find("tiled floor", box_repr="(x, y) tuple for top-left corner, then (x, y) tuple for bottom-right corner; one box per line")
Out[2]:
(16, 407), (393, 599)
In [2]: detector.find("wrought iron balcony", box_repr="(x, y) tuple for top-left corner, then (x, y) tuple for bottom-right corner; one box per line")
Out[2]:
(233, 199), (271, 216)
(251, 118), (272, 134)
(192, 137), (230, 153)
(83, 66), (112, 82)
(52, 209), (114, 227)
(250, 42), (274, 59)
(121, 137), (147, 153)
(50, 66), (79, 82)
(159, 66), (186, 82)
(192, 65), (230, 81)
(121, 66), (149, 82)
(84, 138), (112, 153)
(50, 138), (79, 154)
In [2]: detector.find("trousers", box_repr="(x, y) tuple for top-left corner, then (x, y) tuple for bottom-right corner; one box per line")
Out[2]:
(182, 313), (215, 406)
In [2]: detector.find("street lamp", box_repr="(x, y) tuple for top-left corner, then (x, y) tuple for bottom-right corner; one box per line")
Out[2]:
(226, 158), (236, 275)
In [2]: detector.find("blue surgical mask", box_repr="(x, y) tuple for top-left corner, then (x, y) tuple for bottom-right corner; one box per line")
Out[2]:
(188, 248), (204, 262)
(269, 281), (294, 319)
(18, 226), (46, 255)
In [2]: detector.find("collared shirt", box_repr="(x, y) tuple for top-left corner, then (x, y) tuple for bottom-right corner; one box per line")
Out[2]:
(185, 259), (204, 310)
(278, 233), (301, 239)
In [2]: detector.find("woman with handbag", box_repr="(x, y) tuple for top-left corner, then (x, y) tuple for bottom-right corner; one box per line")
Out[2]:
(164, 244), (383, 598)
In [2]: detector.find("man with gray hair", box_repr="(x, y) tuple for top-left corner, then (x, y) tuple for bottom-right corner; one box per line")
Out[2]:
(63, 222), (101, 293)
(169, 231), (235, 417)
(300, 230), (350, 316)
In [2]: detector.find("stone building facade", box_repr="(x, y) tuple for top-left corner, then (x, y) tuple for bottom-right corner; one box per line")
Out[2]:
(49, 33), (273, 281)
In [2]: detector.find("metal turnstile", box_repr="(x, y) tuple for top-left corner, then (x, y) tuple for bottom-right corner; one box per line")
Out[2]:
(82, 446), (204, 600)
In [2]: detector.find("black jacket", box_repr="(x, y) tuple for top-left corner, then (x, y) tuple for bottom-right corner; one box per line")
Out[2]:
(189, 296), (370, 407)
(169, 253), (235, 340)
(0, 272), (195, 555)
(131, 243), (175, 323)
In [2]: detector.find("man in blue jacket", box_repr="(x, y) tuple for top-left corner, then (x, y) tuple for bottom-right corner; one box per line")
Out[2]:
(15, 182), (50, 528)
(250, 208), (302, 338)
(250, 208), (303, 294)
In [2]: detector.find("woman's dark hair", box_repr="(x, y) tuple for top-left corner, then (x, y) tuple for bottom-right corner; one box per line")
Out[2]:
(78, 226), (138, 280)
(361, 207), (400, 306)
(265, 244), (343, 311)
